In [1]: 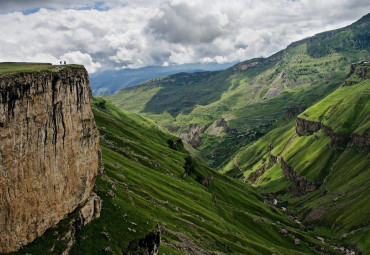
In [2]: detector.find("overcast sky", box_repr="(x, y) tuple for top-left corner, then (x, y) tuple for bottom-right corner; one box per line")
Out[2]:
(0, 0), (369, 73)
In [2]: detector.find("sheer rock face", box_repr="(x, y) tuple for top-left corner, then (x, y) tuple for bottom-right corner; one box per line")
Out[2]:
(0, 66), (100, 253)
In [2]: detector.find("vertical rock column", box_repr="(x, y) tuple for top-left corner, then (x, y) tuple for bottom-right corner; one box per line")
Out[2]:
(0, 66), (100, 253)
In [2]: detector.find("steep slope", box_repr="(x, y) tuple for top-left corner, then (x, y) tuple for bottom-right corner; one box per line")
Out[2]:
(0, 63), (101, 253)
(223, 62), (370, 253)
(13, 98), (336, 254)
(105, 13), (370, 167)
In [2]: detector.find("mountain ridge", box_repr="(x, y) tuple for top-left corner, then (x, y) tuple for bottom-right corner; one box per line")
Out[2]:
(90, 62), (236, 96)
(105, 13), (370, 167)
(223, 62), (370, 253)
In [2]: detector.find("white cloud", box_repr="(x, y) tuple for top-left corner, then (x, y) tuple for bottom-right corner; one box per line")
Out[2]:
(0, 0), (369, 73)
(60, 51), (101, 73)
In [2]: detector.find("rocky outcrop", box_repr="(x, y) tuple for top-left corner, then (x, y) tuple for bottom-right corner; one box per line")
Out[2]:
(126, 228), (161, 255)
(232, 55), (283, 71)
(296, 117), (321, 136)
(233, 60), (264, 71)
(248, 165), (266, 183)
(284, 107), (306, 120)
(296, 117), (369, 152)
(206, 118), (238, 136)
(344, 61), (370, 86)
(281, 158), (318, 197)
(320, 125), (349, 150)
(350, 133), (370, 153)
(161, 228), (211, 255)
(0, 66), (100, 253)
(265, 88), (282, 98)
(74, 194), (102, 231)
(248, 153), (278, 183)
(61, 194), (102, 255)
(207, 118), (226, 136)
(296, 117), (348, 148)
(179, 124), (210, 148)
(269, 153), (278, 164)
(200, 173), (213, 187)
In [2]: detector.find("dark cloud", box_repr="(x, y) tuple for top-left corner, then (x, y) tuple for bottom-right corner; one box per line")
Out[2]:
(235, 43), (248, 49)
(147, 2), (225, 44)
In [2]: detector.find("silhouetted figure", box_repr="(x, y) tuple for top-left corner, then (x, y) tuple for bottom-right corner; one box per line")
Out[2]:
(60, 61), (62, 65)
(64, 60), (66, 65)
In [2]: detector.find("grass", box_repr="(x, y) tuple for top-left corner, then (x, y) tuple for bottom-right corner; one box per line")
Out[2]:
(221, 62), (370, 253)
(0, 62), (85, 76)
(0, 62), (53, 74)
(300, 78), (370, 134)
(73, 98), (334, 254)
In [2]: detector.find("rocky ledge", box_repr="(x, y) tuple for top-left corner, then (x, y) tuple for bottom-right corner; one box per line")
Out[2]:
(343, 61), (370, 86)
(0, 65), (101, 253)
(179, 123), (210, 148)
(281, 158), (319, 197)
(126, 227), (161, 255)
(232, 54), (283, 72)
(296, 117), (369, 152)
(60, 194), (102, 255)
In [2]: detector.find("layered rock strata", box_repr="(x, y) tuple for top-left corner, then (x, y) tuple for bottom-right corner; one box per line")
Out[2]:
(281, 158), (318, 197)
(0, 66), (100, 253)
(296, 117), (369, 152)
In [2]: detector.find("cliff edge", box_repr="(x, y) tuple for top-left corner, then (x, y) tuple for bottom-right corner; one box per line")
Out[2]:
(0, 64), (100, 253)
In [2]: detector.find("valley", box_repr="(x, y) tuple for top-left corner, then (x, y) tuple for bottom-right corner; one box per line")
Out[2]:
(11, 98), (341, 254)
(100, 13), (370, 254)
(0, 10), (369, 255)
(105, 13), (370, 168)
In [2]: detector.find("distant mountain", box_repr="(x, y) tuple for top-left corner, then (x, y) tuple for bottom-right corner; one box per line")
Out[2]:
(90, 62), (236, 96)
(105, 13), (370, 167)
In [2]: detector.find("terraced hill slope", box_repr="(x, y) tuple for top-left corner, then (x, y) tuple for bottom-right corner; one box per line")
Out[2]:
(223, 62), (370, 253)
(13, 98), (338, 254)
(105, 13), (370, 167)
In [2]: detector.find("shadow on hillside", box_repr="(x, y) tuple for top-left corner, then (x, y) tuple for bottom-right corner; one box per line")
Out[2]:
(141, 71), (230, 116)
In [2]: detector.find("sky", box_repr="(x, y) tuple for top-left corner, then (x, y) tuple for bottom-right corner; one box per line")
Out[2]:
(0, 0), (369, 73)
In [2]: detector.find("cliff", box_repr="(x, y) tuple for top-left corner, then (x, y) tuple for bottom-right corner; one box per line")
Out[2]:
(0, 64), (100, 253)
(296, 62), (370, 153)
(280, 158), (318, 197)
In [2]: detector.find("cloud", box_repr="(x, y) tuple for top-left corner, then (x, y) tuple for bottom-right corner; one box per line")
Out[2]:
(0, 0), (369, 73)
(60, 51), (101, 73)
(147, 1), (228, 44)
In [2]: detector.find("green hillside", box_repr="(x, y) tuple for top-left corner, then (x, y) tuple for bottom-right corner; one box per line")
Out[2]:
(105, 13), (370, 167)
(13, 98), (339, 255)
(223, 62), (370, 253)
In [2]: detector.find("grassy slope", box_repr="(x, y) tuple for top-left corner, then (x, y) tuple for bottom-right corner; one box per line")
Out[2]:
(73, 98), (332, 254)
(104, 14), (370, 167)
(12, 98), (335, 254)
(300, 63), (370, 134)
(223, 64), (370, 253)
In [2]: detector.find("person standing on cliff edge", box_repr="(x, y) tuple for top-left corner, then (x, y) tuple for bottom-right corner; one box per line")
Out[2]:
(64, 60), (66, 65)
